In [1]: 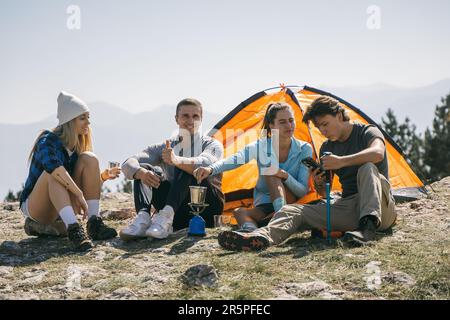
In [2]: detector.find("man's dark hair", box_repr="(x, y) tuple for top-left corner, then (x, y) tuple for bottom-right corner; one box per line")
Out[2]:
(302, 96), (349, 124)
(176, 98), (203, 116)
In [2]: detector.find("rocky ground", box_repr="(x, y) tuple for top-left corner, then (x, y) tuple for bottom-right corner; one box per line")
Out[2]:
(0, 178), (449, 300)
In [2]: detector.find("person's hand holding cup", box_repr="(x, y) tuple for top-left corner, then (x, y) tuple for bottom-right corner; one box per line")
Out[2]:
(101, 161), (121, 181)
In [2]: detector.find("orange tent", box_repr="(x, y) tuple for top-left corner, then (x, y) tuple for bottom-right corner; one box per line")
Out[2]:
(208, 86), (425, 215)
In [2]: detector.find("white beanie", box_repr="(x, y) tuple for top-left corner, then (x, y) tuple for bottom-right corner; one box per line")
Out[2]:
(57, 91), (90, 126)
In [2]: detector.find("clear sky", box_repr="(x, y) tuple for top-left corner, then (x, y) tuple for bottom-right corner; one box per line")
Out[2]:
(1, 0), (450, 123)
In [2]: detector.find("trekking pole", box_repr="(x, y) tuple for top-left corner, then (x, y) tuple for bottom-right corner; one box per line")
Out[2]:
(322, 152), (332, 244)
(325, 180), (331, 243)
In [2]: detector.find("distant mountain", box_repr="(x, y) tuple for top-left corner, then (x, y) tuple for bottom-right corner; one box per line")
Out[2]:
(0, 104), (223, 199)
(321, 79), (450, 133)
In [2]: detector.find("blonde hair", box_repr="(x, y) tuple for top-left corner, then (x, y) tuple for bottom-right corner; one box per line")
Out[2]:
(28, 117), (93, 164)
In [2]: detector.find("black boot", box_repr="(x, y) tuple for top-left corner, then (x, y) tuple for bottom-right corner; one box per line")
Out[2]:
(67, 223), (94, 252)
(344, 215), (379, 246)
(87, 216), (117, 240)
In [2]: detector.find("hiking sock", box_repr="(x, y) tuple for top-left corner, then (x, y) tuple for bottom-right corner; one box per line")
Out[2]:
(87, 199), (100, 218)
(272, 197), (286, 212)
(59, 206), (78, 228)
(241, 221), (258, 231)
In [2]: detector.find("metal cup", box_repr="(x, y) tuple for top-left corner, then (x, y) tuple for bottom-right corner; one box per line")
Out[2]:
(189, 186), (207, 205)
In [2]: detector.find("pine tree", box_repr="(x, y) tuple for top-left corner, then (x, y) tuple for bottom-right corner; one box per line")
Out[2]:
(4, 190), (17, 202)
(398, 117), (423, 169)
(381, 108), (399, 138)
(423, 93), (450, 182)
(101, 185), (112, 194)
(118, 180), (133, 194)
(381, 108), (424, 178)
(15, 184), (24, 202)
(4, 184), (24, 202)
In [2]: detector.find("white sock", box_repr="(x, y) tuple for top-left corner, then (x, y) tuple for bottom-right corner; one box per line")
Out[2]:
(59, 206), (78, 228)
(87, 199), (100, 218)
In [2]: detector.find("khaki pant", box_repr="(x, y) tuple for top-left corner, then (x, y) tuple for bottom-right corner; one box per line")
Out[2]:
(258, 162), (397, 245)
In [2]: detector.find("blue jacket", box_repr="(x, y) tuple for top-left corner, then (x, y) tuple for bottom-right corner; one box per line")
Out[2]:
(20, 131), (78, 206)
(209, 137), (312, 206)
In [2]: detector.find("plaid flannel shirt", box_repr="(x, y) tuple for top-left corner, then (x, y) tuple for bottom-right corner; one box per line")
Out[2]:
(20, 131), (78, 206)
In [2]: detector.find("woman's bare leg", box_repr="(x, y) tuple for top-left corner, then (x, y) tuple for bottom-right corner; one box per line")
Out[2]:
(232, 177), (299, 229)
(285, 187), (298, 204)
(26, 167), (93, 250)
(233, 207), (267, 226)
(72, 152), (102, 201)
(264, 175), (298, 203)
(27, 151), (103, 226)
(72, 152), (117, 239)
(264, 175), (286, 202)
(27, 172), (72, 225)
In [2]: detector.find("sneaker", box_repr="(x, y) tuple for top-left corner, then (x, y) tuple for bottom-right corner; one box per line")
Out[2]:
(87, 216), (117, 240)
(146, 209), (174, 239)
(344, 215), (378, 246)
(67, 223), (93, 252)
(218, 230), (269, 252)
(119, 211), (152, 241)
(24, 217), (67, 237)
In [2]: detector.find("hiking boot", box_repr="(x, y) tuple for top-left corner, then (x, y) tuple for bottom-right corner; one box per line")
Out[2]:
(344, 215), (379, 246)
(311, 229), (323, 239)
(218, 230), (269, 252)
(87, 216), (117, 240)
(67, 223), (93, 252)
(311, 229), (344, 239)
(24, 217), (67, 237)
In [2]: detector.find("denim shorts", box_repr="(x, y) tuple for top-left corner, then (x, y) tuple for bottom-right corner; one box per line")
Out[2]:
(20, 198), (37, 222)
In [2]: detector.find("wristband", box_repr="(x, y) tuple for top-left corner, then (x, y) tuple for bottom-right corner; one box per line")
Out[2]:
(101, 170), (109, 182)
